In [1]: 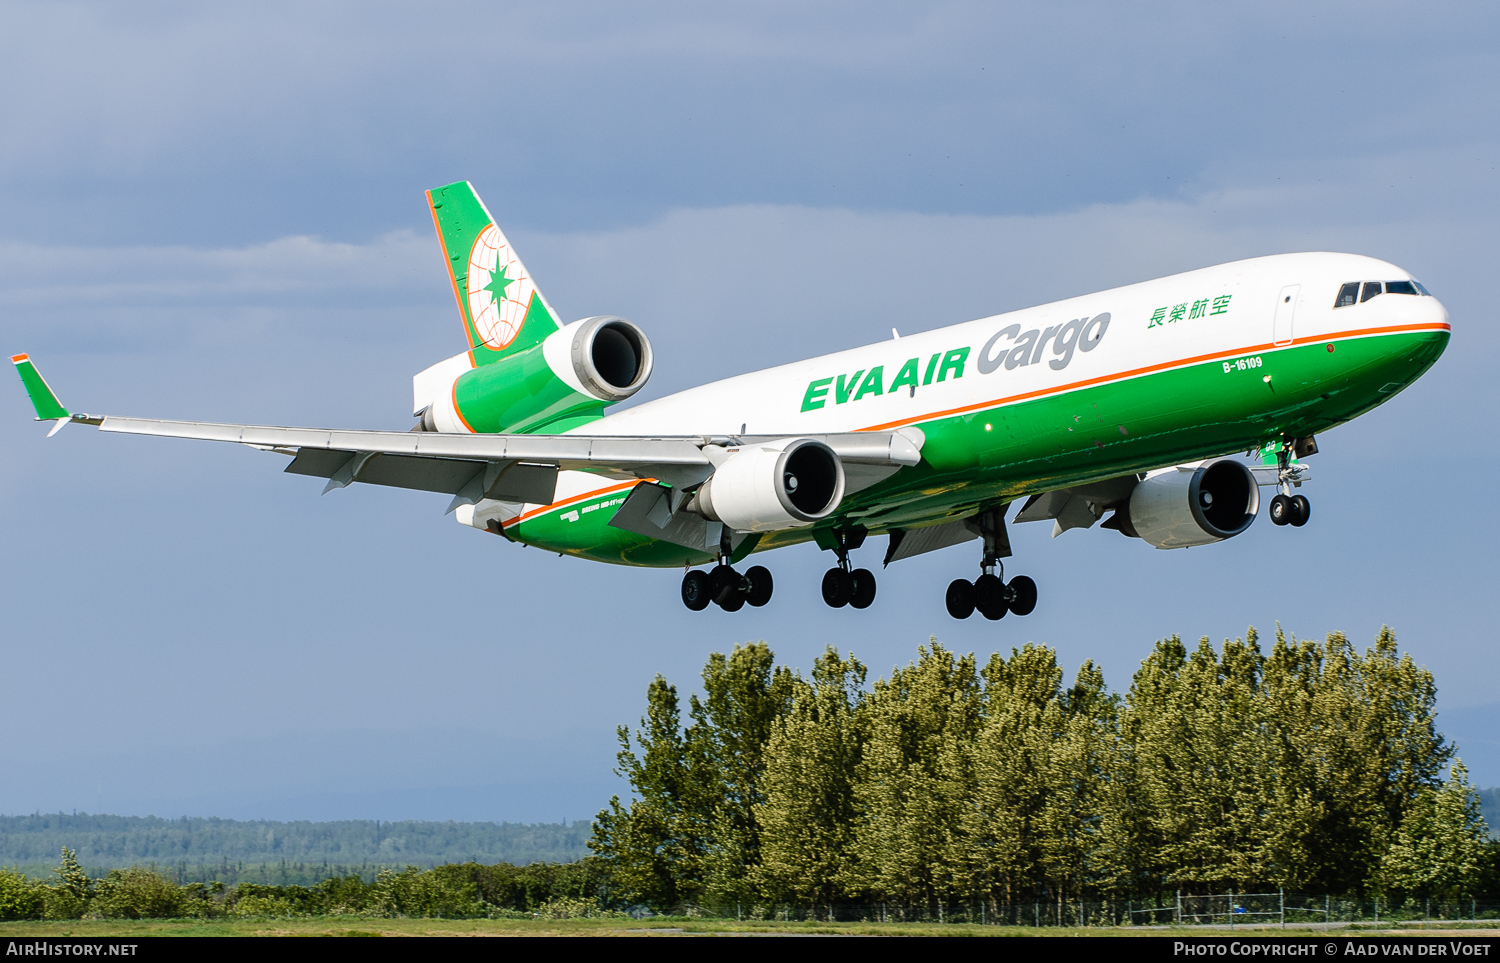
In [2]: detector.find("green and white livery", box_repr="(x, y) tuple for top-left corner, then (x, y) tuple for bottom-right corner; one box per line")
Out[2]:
(13, 182), (1451, 620)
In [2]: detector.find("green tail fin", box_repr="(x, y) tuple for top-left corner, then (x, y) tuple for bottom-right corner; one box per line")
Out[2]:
(426, 181), (562, 366)
(11, 354), (70, 422)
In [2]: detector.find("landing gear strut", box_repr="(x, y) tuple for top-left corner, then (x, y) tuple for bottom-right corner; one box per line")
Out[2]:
(1268, 437), (1313, 528)
(681, 531), (773, 612)
(822, 527), (876, 610)
(945, 506), (1038, 621)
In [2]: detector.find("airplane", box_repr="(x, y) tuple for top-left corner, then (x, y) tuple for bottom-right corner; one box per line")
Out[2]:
(11, 181), (1450, 620)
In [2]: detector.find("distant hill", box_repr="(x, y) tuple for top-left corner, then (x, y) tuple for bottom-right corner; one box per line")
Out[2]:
(0, 813), (591, 877)
(1482, 787), (1498, 839)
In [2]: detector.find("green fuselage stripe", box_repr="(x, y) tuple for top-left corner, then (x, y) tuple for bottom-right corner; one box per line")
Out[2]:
(506, 328), (1447, 567)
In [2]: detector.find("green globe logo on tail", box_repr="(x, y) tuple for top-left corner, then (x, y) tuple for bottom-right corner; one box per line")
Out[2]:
(466, 224), (532, 351)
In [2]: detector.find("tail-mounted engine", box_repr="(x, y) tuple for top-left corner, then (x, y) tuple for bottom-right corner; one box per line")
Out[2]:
(560, 316), (653, 402)
(690, 439), (845, 533)
(1125, 458), (1260, 549)
(415, 315), (654, 434)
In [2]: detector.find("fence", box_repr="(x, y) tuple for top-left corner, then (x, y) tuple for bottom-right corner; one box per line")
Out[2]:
(647, 896), (1500, 928)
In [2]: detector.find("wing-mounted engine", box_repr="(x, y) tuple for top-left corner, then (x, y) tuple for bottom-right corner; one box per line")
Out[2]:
(1124, 458), (1260, 549)
(414, 315), (654, 434)
(689, 438), (845, 533)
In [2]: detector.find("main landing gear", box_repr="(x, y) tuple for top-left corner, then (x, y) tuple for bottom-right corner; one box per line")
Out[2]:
(945, 506), (1038, 621)
(682, 527), (772, 612)
(1267, 436), (1314, 528)
(946, 566), (1037, 621)
(822, 527), (876, 610)
(682, 562), (773, 612)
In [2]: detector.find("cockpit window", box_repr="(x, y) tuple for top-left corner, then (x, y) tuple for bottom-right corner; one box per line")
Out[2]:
(1335, 279), (1432, 307)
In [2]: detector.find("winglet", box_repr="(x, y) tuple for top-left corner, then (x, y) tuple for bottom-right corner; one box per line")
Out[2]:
(11, 354), (72, 434)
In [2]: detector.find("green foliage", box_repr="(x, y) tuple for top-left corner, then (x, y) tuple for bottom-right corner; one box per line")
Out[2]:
(0, 870), (45, 920)
(1378, 763), (1489, 899)
(590, 642), (793, 907)
(92, 867), (192, 919)
(44, 847), (92, 919)
(753, 648), (866, 907)
(591, 628), (1476, 908)
(0, 815), (589, 869)
(9, 845), (607, 920)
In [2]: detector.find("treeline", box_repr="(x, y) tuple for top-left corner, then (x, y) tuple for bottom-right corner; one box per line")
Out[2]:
(0, 848), (612, 921)
(591, 629), (1498, 910)
(0, 815), (590, 870)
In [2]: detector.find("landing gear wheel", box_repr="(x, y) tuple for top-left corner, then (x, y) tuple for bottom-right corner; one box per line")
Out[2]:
(745, 566), (774, 607)
(1269, 493), (1292, 526)
(710, 564), (740, 605)
(849, 569), (877, 609)
(681, 570), (712, 611)
(822, 568), (854, 608)
(1288, 494), (1311, 527)
(974, 573), (1007, 620)
(719, 592), (745, 612)
(1006, 575), (1037, 617)
(945, 578), (976, 620)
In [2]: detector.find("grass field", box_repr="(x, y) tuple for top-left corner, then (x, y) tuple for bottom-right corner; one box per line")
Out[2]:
(1, 918), (1498, 937)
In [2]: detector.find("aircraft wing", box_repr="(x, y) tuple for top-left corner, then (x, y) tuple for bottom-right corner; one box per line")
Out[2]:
(94, 415), (920, 509)
(14, 355), (922, 510)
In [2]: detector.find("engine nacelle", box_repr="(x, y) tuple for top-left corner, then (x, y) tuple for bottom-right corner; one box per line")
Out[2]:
(692, 439), (845, 533)
(548, 315), (653, 402)
(1127, 458), (1260, 549)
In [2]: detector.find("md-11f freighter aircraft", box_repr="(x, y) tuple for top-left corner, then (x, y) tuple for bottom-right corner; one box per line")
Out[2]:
(12, 182), (1450, 620)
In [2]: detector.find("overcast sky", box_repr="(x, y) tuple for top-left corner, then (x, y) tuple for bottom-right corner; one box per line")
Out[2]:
(2, 1), (1497, 822)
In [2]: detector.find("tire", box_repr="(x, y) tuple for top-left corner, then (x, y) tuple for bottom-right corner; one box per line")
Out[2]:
(945, 578), (976, 620)
(1006, 575), (1038, 617)
(681, 570), (712, 611)
(710, 564), (740, 605)
(745, 565), (774, 607)
(849, 569), (877, 609)
(822, 568), (853, 608)
(1269, 494), (1291, 526)
(1289, 494), (1311, 528)
(718, 592), (745, 612)
(974, 573), (1007, 620)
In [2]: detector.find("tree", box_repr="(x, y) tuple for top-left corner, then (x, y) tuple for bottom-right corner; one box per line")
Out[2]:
(753, 647), (866, 907)
(691, 643), (796, 904)
(945, 645), (1112, 907)
(44, 846), (93, 919)
(1378, 762), (1488, 901)
(846, 641), (980, 906)
(591, 643), (793, 909)
(0, 870), (44, 920)
(590, 675), (703, 907)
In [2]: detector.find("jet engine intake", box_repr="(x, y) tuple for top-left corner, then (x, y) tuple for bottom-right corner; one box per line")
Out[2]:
(692, 439), (845, 532)
(1127, 458), (1260, 549)
(567, 316), (653, 402)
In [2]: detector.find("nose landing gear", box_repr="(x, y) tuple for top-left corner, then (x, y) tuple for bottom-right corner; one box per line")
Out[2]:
(1269, 493), (1310, 527)
(1268, 437), (1314, 528)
